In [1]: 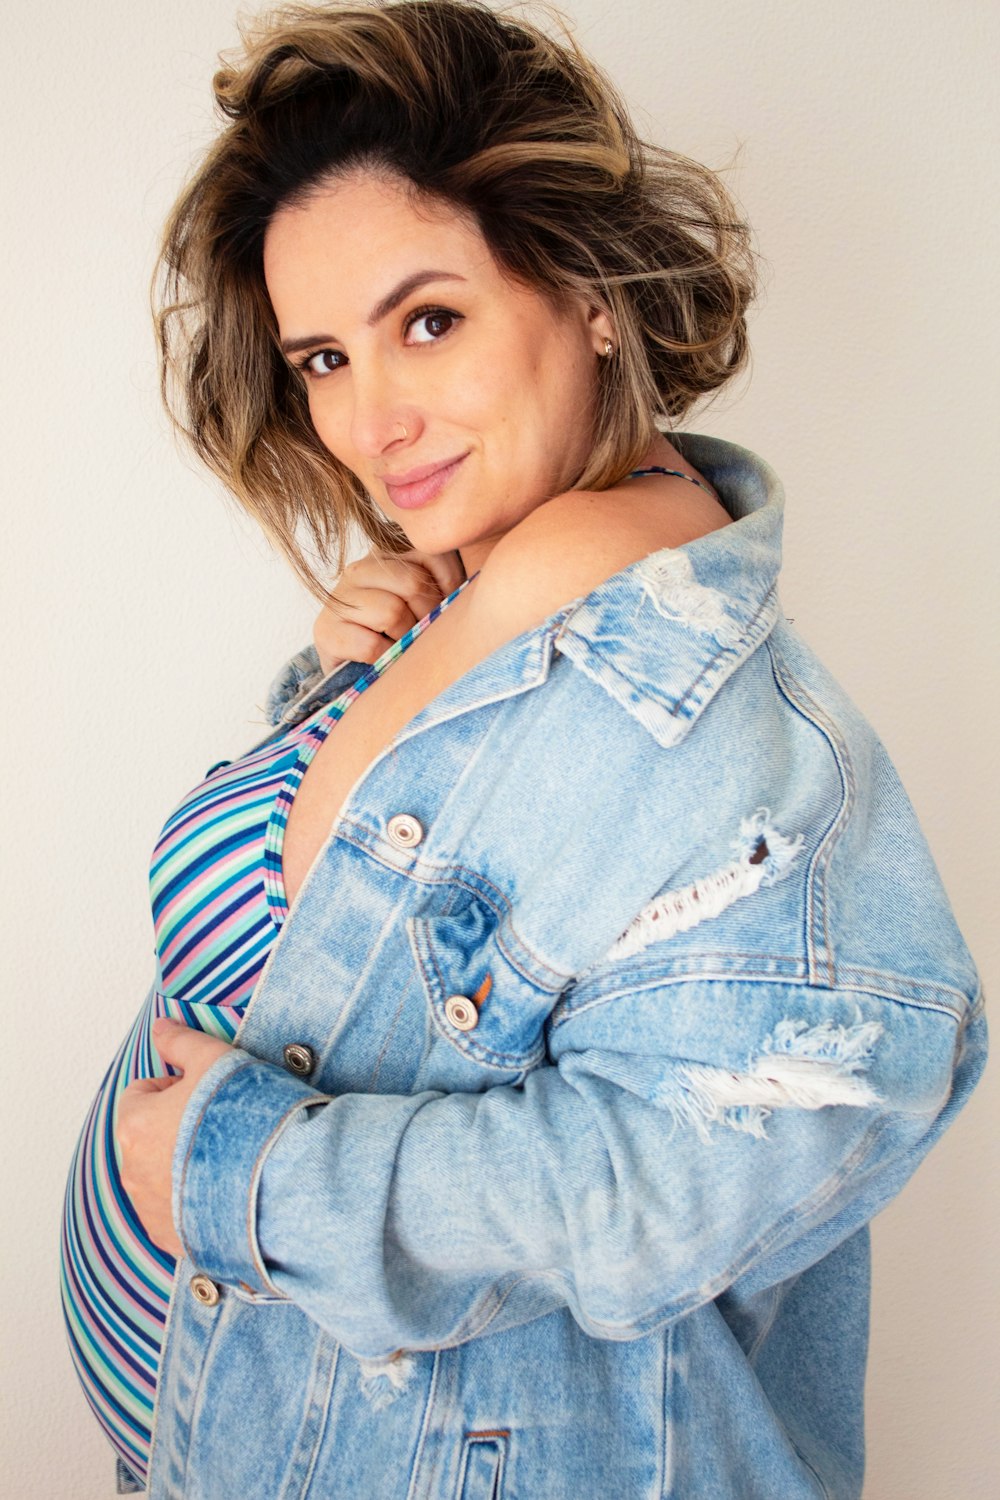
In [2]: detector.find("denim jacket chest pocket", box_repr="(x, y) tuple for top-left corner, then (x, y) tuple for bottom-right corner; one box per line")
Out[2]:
(407, 890), (564, 1092)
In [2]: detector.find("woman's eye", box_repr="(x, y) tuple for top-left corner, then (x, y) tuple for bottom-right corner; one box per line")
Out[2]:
(405, 307), (462, 344)
(301, 349), (345, 378)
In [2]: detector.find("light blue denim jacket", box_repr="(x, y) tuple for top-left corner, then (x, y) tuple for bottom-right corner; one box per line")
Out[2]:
(141, 433), (985, 1499)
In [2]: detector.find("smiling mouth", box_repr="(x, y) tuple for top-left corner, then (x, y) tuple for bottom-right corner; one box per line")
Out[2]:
(381, 452), (469, 510)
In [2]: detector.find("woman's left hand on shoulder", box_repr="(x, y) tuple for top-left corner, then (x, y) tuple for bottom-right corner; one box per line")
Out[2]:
(117, 1019), (234, 1259)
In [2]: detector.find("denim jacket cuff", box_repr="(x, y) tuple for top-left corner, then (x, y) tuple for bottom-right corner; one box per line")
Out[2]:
(173, 1050), (328, 1296)
(262, 642), (322, 726)
(262, 645), (363, 728)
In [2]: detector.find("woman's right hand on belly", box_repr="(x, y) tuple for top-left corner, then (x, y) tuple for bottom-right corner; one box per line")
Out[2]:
(313, 548), (467, 675)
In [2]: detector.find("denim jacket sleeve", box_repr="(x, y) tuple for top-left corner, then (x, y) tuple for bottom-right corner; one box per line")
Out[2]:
(172, 964), (985, 1358)
(261, 640), (387, 739)
(262, 642), (325, 726)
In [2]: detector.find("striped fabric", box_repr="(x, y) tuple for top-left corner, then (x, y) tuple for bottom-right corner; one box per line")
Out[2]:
(60, 571), (477, 1486)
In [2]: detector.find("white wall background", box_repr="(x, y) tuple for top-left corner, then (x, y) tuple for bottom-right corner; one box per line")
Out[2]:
(2, 1), (997, 1494)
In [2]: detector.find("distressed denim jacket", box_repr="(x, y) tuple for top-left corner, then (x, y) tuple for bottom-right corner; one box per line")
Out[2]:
(141, 433), (985, 1500)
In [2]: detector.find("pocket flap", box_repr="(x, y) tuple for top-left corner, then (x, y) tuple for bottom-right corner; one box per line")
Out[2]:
(408, 897), (558, 1072)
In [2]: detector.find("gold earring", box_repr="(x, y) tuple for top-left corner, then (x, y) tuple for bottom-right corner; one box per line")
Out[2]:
(602, 338), (614, 358)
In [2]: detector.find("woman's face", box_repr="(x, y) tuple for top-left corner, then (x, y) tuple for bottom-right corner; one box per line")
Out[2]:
(263, 169), (614, 574)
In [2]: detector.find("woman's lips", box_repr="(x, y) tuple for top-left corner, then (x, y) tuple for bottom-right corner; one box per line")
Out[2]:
(382, 452), (469, 510)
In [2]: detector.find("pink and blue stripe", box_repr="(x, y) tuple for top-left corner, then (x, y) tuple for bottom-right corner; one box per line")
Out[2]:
(60, 572), (476, 1485)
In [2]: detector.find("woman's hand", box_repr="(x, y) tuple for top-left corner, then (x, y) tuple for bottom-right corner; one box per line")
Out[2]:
(116, 1019), (234, 1259)
(313, 548), (466, 675)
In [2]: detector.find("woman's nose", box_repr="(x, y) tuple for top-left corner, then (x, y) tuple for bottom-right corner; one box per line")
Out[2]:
(348, 363), (421, 458)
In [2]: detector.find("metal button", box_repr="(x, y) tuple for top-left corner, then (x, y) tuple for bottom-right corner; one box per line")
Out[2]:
(190, 1274), (221, 1307)
(386, 813), (424, 849)
(444, 994), (479, 1031)
(283, 1042), (316, 1076)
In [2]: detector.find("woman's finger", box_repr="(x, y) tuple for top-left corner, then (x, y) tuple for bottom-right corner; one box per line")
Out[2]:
(348, 550), (464, 607)
(315, 586), (420, 653)
(311, 549), (467, 676)
(364, 552), (465, 621)
(344, 584), (423, 639)
(122, 1075), (179, 1097)
(399, 548), (467, 597)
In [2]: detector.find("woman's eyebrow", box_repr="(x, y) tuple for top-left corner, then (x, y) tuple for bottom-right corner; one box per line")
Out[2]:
(279, 269), (467, 355)
(367, 269), (466, 325)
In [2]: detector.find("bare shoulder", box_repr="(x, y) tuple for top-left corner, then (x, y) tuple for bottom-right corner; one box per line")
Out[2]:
(475, 476), (733, 637)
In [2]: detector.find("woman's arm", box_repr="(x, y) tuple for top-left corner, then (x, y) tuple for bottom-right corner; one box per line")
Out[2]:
(166, 970), (985, 1358)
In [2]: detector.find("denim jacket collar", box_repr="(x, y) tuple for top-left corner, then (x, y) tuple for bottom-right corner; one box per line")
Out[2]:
(393, 432), (786, 752)
(556, 432), (784, 747)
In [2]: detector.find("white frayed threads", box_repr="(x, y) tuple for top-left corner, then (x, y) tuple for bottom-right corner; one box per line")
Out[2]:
(608, 859), (765, 960)
(356, 1351), (417, 1410)
(634, 551), (744, 649)
(606, 808), (803, 961)
(655, 1014), (884, 1141)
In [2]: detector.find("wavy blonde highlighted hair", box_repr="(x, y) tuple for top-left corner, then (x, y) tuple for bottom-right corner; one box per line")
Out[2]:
(154, 0), (757, 602)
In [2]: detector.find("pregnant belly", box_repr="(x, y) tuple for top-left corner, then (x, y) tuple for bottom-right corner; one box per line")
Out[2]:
(59, 987), (245, 1485)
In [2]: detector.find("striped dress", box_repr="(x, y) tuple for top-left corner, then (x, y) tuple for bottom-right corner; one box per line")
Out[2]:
(59, 573), (477, 1487)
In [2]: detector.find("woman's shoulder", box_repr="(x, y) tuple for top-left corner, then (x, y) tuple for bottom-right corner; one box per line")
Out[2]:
(474, 475), (733, 638)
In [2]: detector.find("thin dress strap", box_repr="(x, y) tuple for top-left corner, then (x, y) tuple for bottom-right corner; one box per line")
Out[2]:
(628, 465), (715, 497)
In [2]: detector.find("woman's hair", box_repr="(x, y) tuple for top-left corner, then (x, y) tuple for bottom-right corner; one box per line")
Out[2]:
(154, 0), (757, 601)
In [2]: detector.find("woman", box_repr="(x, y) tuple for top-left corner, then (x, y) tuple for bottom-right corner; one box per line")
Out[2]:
(59, 2), (985, 1496)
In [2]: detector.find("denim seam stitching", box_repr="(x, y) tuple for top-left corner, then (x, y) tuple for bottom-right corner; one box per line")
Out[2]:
(248, 1093), (333, 1295)
(550, 972), (967, 1032)
(368, 976), (417, 1091)
(278, 1336), (339, 1500)
(744, 1283), (785, 1365)
(661, 1322), (673, 1497)
(766, 638), (856, 988)
(403, 1349), (442, 1500)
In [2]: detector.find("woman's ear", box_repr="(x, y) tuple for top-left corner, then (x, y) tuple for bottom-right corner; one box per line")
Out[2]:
(586, 304), (616, 357)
